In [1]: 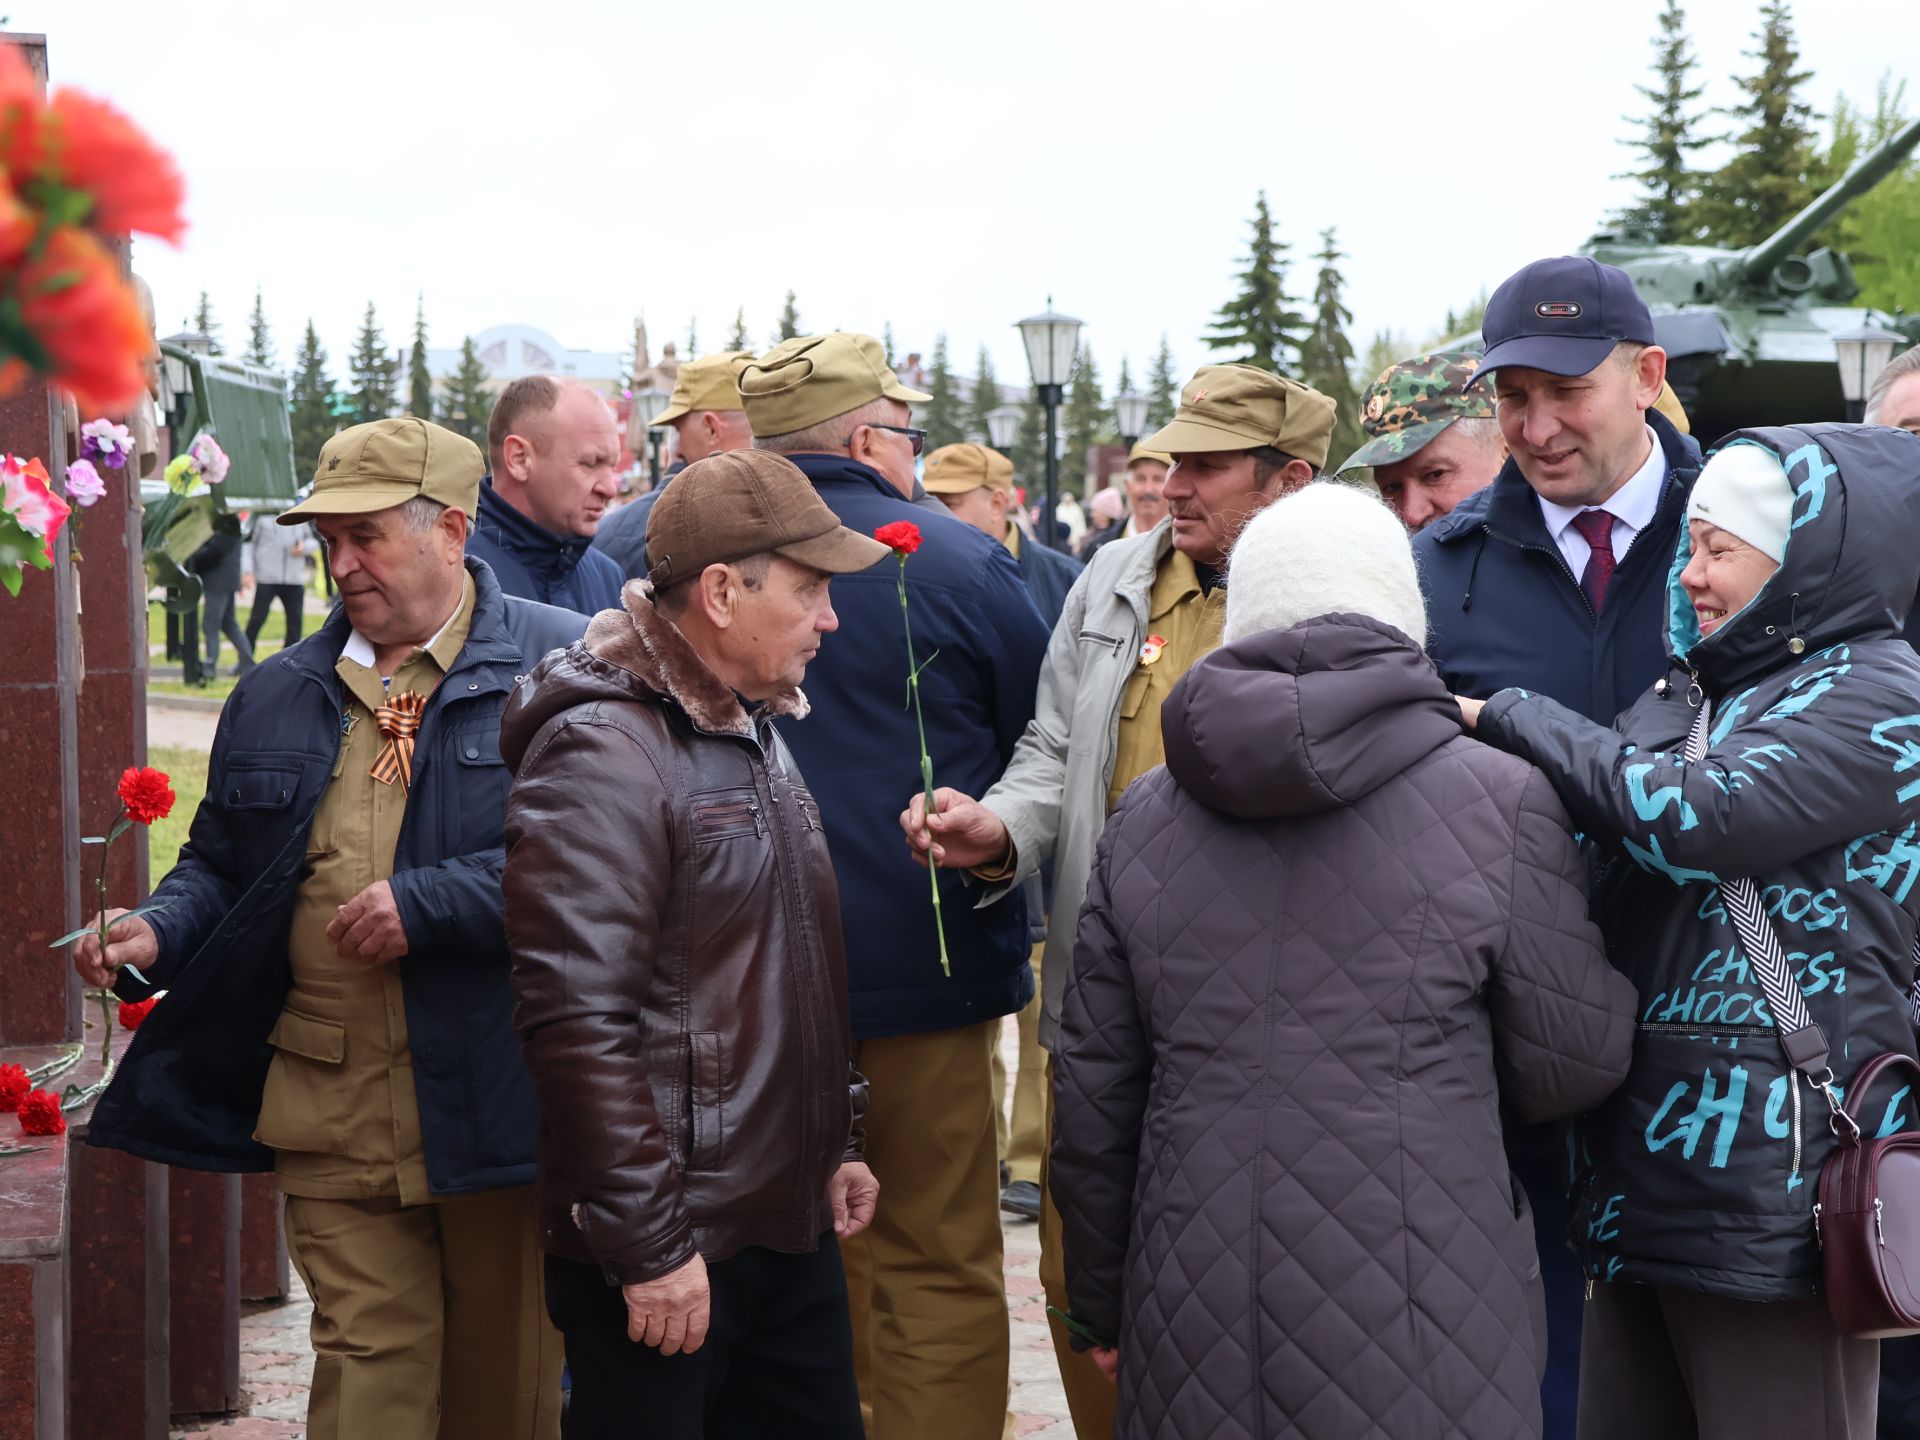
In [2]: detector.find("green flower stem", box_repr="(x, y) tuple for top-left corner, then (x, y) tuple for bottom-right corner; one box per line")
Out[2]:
(897, 557), (950, 977)
(92, 808), (122, 1066)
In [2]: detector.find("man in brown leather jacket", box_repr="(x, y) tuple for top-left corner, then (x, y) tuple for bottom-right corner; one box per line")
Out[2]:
(501, 450), (887, 1438)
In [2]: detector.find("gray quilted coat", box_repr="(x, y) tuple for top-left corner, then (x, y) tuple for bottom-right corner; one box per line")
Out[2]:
(1051, 614), (1637, 1440)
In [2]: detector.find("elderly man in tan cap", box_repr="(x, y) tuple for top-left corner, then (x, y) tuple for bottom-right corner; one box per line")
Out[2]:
(740, 334), (1050, 1439)
(594, 350), (756, 580)
(1085, 441), (1174, 557)
(504, 450), (885, 1439)
(78, 416), (586, 1440)
(899, 364), (1337, 1439)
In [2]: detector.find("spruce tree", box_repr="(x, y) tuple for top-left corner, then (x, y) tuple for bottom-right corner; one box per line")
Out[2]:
(775, 289), (802, 343)
(244, 287), (274, 368)
(1694, 1), (1821, 247)
(192, 291), (222, 354)
(882, 322), (897, 369)
(685, 318), (700, 359)
(407, 296), (433, 419)
(1205, 192), (1307, 375)
(967, 346), (1003, 445)
(922, 335), (966, 448)
(1613, 0), (1712, 242)
(1014, 390), (1047, 494)
(1061, 341), (1109, 495)
(727, 308), (751, 351)
(347, 301), (399, 425)
(288, 321), (338, 481)
(1147, 334), (1179, 430)
(1298, 228), (1364, 472)
(439, 337), (493, 449)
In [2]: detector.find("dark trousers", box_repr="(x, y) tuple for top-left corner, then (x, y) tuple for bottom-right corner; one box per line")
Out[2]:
(545, 1237), (864, 1440)
(245, 582), (304, 648)
(1879, 1336), (1920, 1438)
(1579, 1280), (1878, 1439)
(1511, 1140), (1582, 1439)
(202, 583), (254, 672)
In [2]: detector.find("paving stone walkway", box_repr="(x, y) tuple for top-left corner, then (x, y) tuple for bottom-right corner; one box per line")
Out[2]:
(170, 1018), (1076, 1437)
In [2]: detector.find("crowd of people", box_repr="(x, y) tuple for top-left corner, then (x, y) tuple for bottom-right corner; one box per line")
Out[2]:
(70, 251), (1920, 1440)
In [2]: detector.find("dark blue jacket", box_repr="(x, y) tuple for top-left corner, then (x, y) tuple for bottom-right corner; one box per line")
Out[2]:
(777, 453), (1049, 1038)
(88, 560), (587, 1193)
(1017, 530), (1082, 629)
(1414, 409), (1703, 724)
(470, 478), (626, 614)
(591, 461), (687, 582)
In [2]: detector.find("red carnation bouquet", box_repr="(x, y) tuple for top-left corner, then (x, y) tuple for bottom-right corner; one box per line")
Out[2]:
(50, 765), (174, 1069)
(874, 521), (950, 975)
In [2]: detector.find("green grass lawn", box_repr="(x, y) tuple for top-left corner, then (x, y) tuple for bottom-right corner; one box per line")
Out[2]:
(147, 744), (209, 883)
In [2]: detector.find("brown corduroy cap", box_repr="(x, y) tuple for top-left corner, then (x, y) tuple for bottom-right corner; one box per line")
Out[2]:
(645, 449), (890, 588)
(1143, 364), (1339, 469)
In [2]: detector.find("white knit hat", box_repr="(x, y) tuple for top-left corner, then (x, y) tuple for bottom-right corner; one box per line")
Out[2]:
(1223, 482), (1428, 646)
(1687, 443), (1795, 563)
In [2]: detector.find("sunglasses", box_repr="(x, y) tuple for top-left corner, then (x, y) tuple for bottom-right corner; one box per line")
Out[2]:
(846, 423), (927, 457)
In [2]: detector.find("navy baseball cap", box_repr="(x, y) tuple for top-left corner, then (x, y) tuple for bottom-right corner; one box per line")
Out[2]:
(1470, 256), (1657, 383)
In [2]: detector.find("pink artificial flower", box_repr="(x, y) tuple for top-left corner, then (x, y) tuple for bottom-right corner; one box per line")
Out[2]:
(65, 457), (106, 507)
(2, 454), (71, 546)
(188, 434), (229, 486)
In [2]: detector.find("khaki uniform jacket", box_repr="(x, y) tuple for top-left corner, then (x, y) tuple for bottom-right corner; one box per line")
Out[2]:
(980, 518), (1189, 1051)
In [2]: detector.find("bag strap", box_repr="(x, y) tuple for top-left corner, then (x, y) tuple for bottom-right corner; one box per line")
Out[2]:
(1682, 703), (1862, 1141)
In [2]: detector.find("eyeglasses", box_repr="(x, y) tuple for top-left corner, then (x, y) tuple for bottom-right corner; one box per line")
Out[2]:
(845, 423), (926, 457)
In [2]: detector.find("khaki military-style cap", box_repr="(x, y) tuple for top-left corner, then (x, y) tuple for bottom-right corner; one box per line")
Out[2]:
(280, 416), (481, 524)
(646, 449), (889, 588)
(651, 350), (753, 427)
(1127, 441), (1173, 468)
(738, 332), (931, 437)
(922, 442), (1014, 495)
(1143, 364), (1338, 470)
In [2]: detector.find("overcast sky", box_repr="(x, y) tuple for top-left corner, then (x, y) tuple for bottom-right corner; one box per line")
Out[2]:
(26, 0), (1920, 393)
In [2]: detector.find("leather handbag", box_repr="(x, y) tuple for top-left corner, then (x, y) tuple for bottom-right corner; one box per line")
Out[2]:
(1682, 702), (1920, 1338)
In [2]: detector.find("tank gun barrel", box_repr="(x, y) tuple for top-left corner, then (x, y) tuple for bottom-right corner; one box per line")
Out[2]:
(1738, 116), (1920, 285)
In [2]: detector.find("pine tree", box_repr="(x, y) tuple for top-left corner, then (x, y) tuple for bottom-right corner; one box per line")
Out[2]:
(1612, 0), (1712, 242)
(407, 296), (433, 419)
(919, 335), (965, 448)
(685, 318), (700, 359)
(244, 287), (274, 368)
(1205, 192), (1307, 375)
(1298, 228), (1364, 472)
(1146, 334), (1179, 431)
(1061, 341), (1109, 494)
(727, 308), (751, 351)
(288, 321), (338, 481)
(882, 322), (897, 369)
(967, 346), (1003, 446)
(1693, 1), (1822, 247)
(347, 301), (399, 425)
(192, 291), (222, 355)
(1014, 390), (1048, 498)
(774, 289), (802, 343)
(438, 337), (493, 449)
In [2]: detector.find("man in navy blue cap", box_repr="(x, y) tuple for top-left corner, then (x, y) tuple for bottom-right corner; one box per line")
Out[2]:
(1412, 255), (1703, 1440)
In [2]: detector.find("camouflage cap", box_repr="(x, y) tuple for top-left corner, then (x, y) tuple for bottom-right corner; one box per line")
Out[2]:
(1336, 350), (1494, 474)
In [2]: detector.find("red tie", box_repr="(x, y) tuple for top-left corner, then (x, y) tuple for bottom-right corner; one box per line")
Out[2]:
(1572, 510), (1617, 615)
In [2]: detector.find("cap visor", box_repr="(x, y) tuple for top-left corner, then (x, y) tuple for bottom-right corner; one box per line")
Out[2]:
(279, 481), (424, 522)
(884, 379), (932, 405)
(649, 403), (689, 427)
(1337, 419), (1452, 475)
(776, 526), (893, 575)
(1473, 334), (1618, 381)
(1142, 416), (1268, 455)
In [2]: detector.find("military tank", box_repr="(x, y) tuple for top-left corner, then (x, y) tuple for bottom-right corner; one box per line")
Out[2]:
(1579, 115), (1920, 438)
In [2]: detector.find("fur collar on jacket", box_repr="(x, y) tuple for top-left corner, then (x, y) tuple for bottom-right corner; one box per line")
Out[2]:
(582, 579), (809, 737)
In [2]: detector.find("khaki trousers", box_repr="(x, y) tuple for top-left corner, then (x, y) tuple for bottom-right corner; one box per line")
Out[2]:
(285, 1184), (563, 1440)
(843, 1019), (1010, 1439)
(1040, 1059), (1118, 1439)
(992, 946), (1049, 1185)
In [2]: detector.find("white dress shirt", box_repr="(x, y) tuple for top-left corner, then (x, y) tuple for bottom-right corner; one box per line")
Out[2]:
(1537, 426), (1667, 580)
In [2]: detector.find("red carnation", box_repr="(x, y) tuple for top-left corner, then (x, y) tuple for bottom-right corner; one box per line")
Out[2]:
(116, 766), (175, 825)
(117, 997), (157, 1030)
(874, 521), (922, 556)
(17, 1088), (64, 1137)
(0, 1063), (28, 1113)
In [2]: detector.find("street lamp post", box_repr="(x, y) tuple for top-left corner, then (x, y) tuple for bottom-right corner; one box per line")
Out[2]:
(635, 387), (672, 488)
(1834, 324), (1906, 422)
(1113, 389), (1149, 452)
(1016, 299), (1082, 550)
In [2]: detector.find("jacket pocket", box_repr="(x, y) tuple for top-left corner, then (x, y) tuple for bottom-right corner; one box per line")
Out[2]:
(256, 1008), (353, 1154)
(692, 788), (767, 843)
(686, 1031), (725, 1172)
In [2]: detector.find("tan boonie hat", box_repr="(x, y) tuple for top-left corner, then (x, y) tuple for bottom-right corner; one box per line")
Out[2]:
(645, 449), (889, 587)
(651, 350), (753, 427)
(280, 416), (482, 524)
(1143, 364), (1339, 470)
(1126, 441), (1173, 468)
(738, 332), (931, 437)
(922, 442), (1014, 495)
